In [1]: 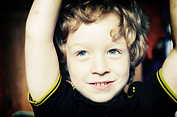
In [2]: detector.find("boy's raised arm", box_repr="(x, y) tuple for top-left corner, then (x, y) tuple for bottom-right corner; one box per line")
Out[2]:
(170, 0), (177, 44)
(161, 0), (177, 96)
(25, 0), (62, 101)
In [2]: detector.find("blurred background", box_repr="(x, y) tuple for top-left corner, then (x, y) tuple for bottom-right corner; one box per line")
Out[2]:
(0, 0), (34, 116)
(0, 0), (174, 116)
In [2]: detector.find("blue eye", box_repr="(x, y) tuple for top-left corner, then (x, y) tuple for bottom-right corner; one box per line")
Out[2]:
(108, 49), (119, 55)
(77, 51), (87, 56)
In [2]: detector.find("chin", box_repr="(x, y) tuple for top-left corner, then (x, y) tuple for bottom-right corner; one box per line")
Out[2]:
(90, 91), (123, 103)
(90, 96), (114, 103)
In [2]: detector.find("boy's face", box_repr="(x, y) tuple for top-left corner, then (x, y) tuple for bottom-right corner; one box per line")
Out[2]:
(65, 14), (130, 102)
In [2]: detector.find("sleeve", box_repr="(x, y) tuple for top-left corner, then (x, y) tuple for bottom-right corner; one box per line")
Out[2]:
(128, 69), (177, 117)
(27, 73), (62, 106)
(157, 69), (177, 103)
(27, 72), (73, 117)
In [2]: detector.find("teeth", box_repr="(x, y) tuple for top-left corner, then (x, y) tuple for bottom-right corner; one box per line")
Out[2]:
(94, 83), (107, 86)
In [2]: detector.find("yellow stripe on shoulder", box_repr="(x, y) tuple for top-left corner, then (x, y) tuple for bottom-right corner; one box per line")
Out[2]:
(157, 69), (177, 103)
(28, 73), (62, 106)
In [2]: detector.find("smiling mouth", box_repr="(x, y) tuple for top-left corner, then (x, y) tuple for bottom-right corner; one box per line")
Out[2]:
(88, 81), (114, 90)
(89, 81), (114, 86)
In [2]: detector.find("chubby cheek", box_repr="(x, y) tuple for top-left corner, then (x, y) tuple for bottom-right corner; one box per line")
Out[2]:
(111, 58), (130, 80)
(67, 62), (90, 92)
(67, 58), (89, 82)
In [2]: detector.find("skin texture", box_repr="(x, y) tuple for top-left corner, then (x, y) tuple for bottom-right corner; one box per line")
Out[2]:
(65, 14), (130, 102)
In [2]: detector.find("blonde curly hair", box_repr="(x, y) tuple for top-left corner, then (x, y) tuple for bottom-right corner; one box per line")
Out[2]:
(55, 0), (149, 83)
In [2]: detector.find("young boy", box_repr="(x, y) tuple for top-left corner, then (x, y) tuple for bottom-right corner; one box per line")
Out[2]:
(25, 0), (177, 116)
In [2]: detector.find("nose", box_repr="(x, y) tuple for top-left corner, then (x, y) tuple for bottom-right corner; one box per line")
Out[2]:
(91, 56), (110, 76)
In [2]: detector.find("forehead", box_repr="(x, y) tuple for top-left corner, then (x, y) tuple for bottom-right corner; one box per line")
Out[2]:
(67, 13), (121, 44)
